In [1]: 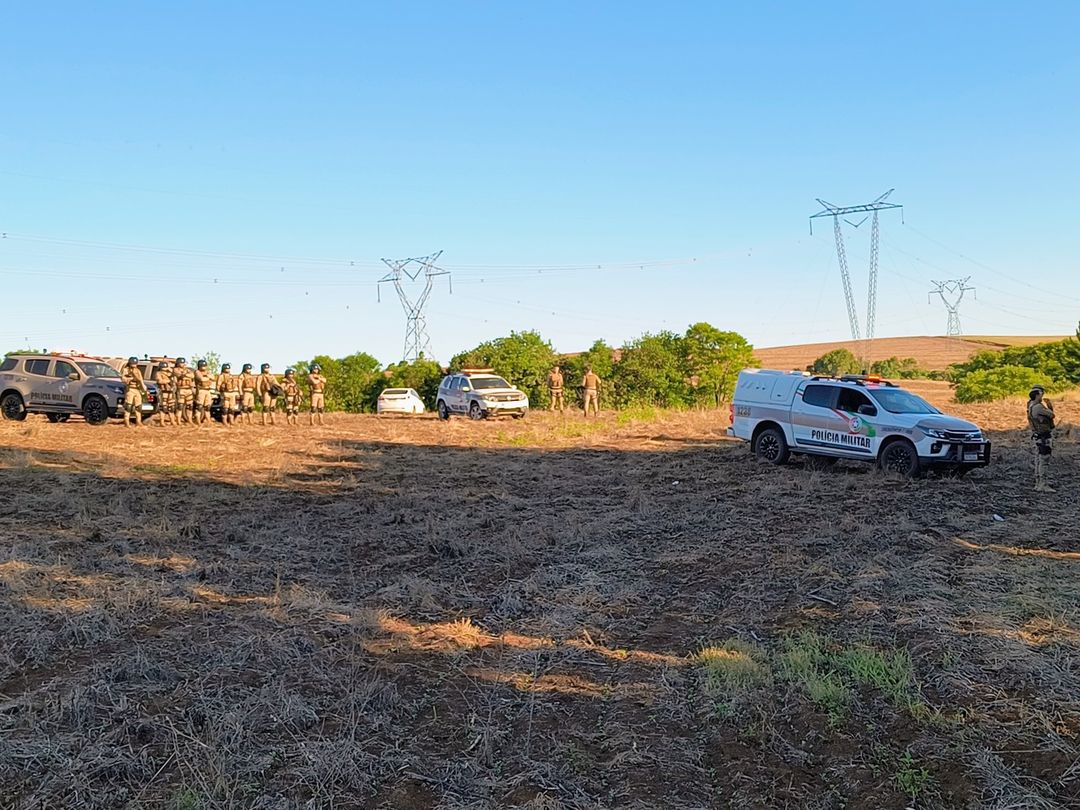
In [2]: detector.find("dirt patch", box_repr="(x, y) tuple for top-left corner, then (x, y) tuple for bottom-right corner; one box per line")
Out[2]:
(0, 406), (1077, 808)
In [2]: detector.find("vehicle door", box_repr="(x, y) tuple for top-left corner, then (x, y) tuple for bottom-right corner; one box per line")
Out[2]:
(791, 383), (844, 453)
(831, 387), (878, 457)
(23, 358), (58, 409)
(452, 376), (472, 413)
(44, 359), (81, 412)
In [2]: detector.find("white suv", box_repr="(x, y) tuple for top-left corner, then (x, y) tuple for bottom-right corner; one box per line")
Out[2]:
(436, 370), (529, 420)
(0, 352), (138, 425)
(728, 369), (991, 476)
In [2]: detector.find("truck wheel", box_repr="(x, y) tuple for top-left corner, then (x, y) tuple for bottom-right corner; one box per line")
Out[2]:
(437, 400), (450, 420)
(754, 427), (789, 465)
(468, 401), (485, 421)
(1, 392), (26, 421)
(879, 440), (920, 478)
(83, 395), (110, 426)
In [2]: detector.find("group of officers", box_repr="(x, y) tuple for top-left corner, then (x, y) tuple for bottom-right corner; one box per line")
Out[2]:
(546, 365), (603, 416)
(119, 357), (327, 428)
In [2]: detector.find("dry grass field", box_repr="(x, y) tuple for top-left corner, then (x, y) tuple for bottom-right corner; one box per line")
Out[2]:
(1, 391), (1078, 808)
(755, 335), (1071, 372)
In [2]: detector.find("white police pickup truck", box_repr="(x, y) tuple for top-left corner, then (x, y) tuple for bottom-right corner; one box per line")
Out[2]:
(728, 369), (991, 476)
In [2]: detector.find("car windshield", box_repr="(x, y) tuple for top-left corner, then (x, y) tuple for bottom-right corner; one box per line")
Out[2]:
(868, 388), (940, 414)
(77, 361), (121, 378)
(470, 376), (511, 390)
(382, 388), (408, 395)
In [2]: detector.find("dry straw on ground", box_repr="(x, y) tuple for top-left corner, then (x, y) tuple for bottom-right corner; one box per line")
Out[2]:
(0, 390), (1077, 809)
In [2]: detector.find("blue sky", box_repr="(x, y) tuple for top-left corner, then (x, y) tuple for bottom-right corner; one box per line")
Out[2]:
(2, 2), (1078, 368)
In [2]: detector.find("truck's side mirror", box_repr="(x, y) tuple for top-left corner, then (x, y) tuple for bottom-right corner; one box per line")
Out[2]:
(68, 372), (79, 381)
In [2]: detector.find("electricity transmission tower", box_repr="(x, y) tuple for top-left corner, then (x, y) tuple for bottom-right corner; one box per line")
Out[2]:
(377, 251), (450, 361)
(810, 190), (903, 366)
(928, 277), (975, 337)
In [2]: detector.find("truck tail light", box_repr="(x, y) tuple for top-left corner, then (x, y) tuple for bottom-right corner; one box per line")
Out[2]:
(728, 404), (735, 424)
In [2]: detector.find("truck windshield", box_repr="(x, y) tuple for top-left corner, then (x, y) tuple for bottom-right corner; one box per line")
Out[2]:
(868, 389), (940, 414)
(77, 362), (121, 378)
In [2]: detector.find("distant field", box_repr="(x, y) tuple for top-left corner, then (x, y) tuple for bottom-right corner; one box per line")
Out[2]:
(755, 334), (1069, 372)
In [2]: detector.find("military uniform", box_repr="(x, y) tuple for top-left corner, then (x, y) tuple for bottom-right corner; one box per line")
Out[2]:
(175, 362), (195, 424)
(548, 368), (565, 412)
(119, 361), (149, 427)
(308, 370), (327, 425)
(257, 367), (279, 425)
(155, 364), (177, 426)
(194, 365), (215, 423)
(282, 372), (302, 425)
(217, 369), (240, 425)
(1027, 388), (1056, 493)
(582, 369), (601, 417)
(238, 368), (258, 425)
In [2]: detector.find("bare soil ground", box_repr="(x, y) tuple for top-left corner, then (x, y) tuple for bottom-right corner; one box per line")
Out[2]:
(755, 335), (1070, 372)
(1, 392), (1078, 809)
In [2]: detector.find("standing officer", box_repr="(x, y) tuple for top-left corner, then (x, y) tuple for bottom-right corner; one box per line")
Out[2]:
(155, 360), (177, 427)
(282, 368), (301, 426)
(120, 356), (150, 428)
(1027, 385), (1056, 493)
(582, 365), (602, 418)
(194, 359), (215, 425)
(308, 363), (327, 426)
(257, 363), (279, 426)
(174, 357), (195, 425)
(216, 363), (240, 426)
(547, 365), (565, 412)
(238, 363), (258, 426)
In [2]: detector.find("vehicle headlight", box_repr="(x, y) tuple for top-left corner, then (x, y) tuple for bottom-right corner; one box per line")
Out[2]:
(108, 384), (125, 394)
(921, 427), (948, 439)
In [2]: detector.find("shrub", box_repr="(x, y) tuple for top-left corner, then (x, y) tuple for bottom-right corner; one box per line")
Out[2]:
(954, 365), (1049, 404)
(811, 348), (861, 376)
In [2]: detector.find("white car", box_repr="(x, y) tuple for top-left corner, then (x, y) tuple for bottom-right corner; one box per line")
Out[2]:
(727, 369), (991, 477)
(436, 370), (529, 420)
(377, 387), (426, 415)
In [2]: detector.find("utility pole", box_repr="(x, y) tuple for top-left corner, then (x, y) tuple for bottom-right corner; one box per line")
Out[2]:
(928, 277), (975, 337)
(377, 251), (451, 361)
(810, 190), (903, 369)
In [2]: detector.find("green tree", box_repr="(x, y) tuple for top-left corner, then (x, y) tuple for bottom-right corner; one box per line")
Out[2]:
(954, 365), (1050, 403)
(611, 330), (689, 408)
(380, 357), (445, 409)
(683, 323), (757, 406)
(295, 351), (382, 412)
(451, 330), (558, 407)
(869, 356), (928, 379)
(811, 348), (861, 377)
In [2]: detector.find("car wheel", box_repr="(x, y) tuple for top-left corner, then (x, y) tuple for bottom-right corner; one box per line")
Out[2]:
(0, 392), (26, 421)
(468, 401), (485, 421)
(437, 400), (450, 420)
(879, 440), (920, 478)
(46, 413), (71, 423)
(754, 426), (789, 465)
(512, 412), (525, 420)
(82, 394), (110, 425)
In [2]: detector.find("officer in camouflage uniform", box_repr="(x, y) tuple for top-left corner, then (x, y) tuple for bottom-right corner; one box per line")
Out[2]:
(174, 357), (195, 425)
(120, 356), (150, 428)
(282, 368), (301, 426)
(155, 361), (177, 427)
(257, 363), (280, 426)
(547, 365), (565, 412)
(1027, 385), (1056, 493)
(216, 363), (240, 426)
(308, 364), (327, 426)
(238, 363), (258, 426)
(194, 359), (215, 425)
(582, 366), (602, 418)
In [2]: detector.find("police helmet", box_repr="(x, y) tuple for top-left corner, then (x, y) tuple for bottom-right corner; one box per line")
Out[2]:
(157, 361), (169, 369)
(1030, 385), (1045, 397)
(312, 364), (322, 372)
(176, 357), (186, 365)
(242, 363), (252, 372)
(221, 363), (231, 372)
(127, 356), (139, 365)
(285, 367), (295, 377)
(261, 363), (270, 372)
(197, 360), (208, 369)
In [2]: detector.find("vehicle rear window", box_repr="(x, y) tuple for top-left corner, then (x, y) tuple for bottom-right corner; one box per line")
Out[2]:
(802, 385), (834, 408)
(382, 388), (408, 395)
(25, 359), (50, 376)
(0, 358), (16, 372)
